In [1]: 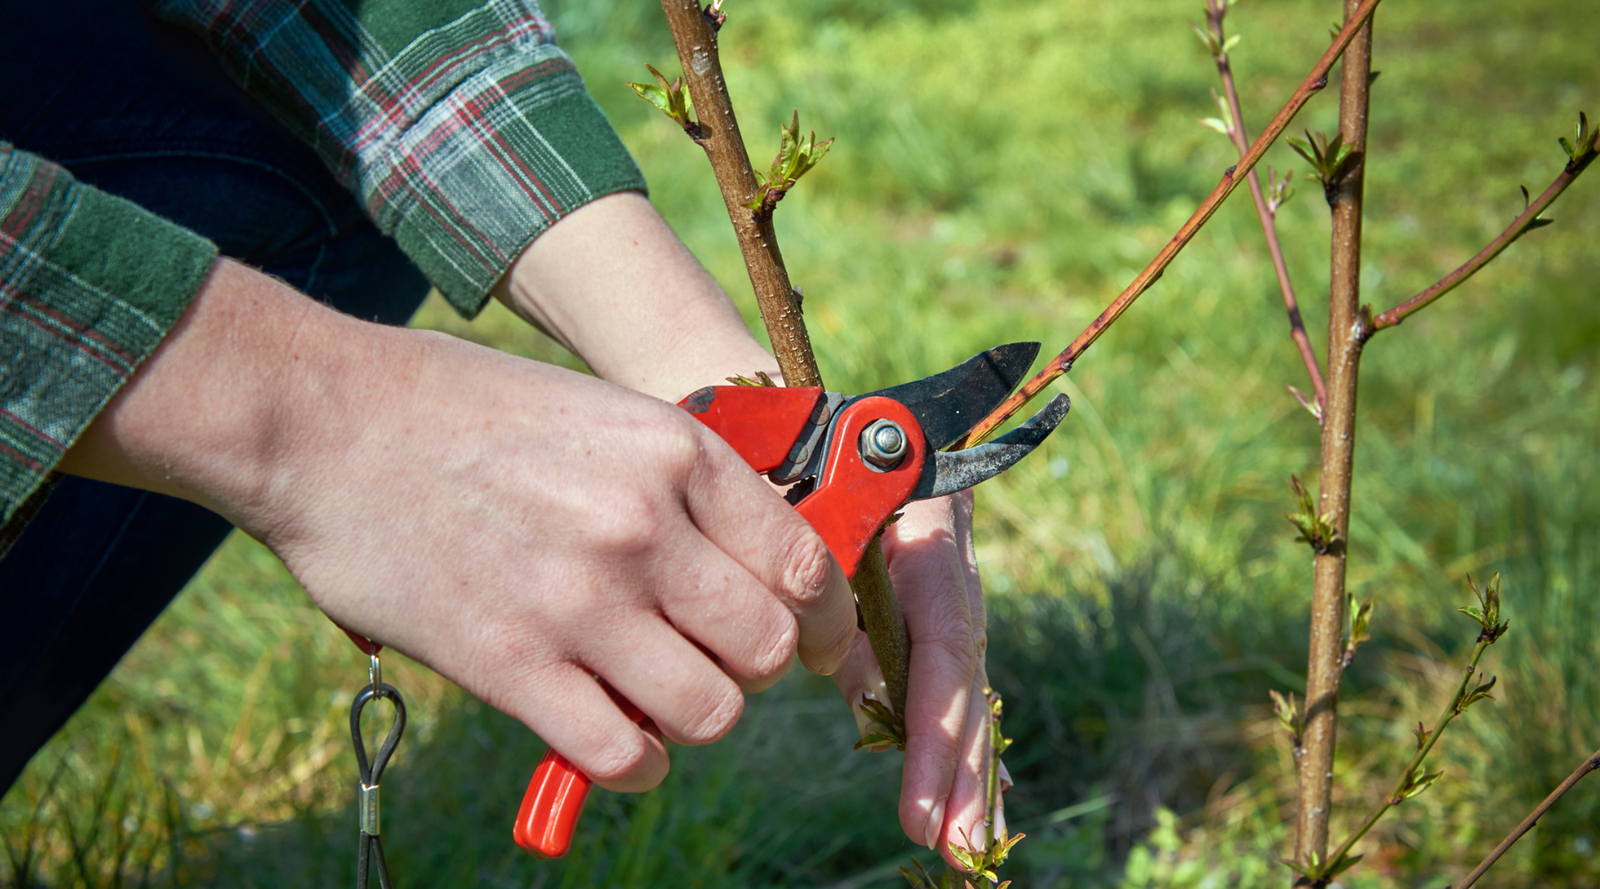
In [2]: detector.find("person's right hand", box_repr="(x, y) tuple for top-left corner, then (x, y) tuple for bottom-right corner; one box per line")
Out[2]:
(58, 258), (858, 792)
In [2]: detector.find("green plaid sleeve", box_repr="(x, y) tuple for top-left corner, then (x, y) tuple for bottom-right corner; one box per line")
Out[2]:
(152, 0), (648, 317)
(0, 144), (219, 526)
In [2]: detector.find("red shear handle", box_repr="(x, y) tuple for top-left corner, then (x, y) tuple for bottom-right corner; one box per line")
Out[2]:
(514, 748), (591, 859)
(513, 688), (653, 859)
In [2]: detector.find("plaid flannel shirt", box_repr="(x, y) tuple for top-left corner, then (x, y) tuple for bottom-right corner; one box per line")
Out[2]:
(0, 0), (646, 535)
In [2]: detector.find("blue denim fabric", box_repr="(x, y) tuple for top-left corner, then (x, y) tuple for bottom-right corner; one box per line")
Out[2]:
(0, 0), (433, 793)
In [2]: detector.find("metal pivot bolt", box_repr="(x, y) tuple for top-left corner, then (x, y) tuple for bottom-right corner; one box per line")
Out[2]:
(860, 419), (908, 470)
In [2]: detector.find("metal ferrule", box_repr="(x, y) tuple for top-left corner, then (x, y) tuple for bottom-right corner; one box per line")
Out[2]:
(360, 783), (380, 836)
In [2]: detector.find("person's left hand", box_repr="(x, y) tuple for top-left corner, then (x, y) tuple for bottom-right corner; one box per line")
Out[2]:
(830, 490), (1011, 870)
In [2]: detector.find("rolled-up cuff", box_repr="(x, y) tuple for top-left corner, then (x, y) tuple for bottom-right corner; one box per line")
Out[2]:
(364, 46), (648, 317)
(0, 144), (218, 524)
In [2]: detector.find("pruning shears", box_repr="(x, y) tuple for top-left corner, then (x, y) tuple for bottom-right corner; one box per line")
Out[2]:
(511, 342), (1070, 859)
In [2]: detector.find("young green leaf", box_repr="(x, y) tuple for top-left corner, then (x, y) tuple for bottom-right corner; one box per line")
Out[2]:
(1327, 853), (1365, 878)
(1189, 21), (1220, 56)
(1457, 674), (1498, 713)
(1462, 573), (1510, 642)
(1269, 689), (1302, 744)
(627, 63), (696, 134)
(1223, 33), (1242, 53)
(1285, 474), (1338, 553)
(1397, 767), (1444, 802)
(1279, 858), (1317, 879)
(1412, 720), (1433, 751)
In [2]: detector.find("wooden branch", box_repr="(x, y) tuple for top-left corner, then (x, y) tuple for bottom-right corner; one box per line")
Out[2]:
(951, 0), (1383, 451)
(1454, 745), (1600, 889)
(1204, 0), (1327, 412)
(657, 0), (910, 718)
(1368, 141), (1599, 333)
(1295, 0), (1375, 872)
(659, 0), (821, 388)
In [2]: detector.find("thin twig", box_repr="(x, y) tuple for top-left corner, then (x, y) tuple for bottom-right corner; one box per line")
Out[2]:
(1203, 0), (1327, 412)
(1368, 142), (1600, 333)
(1453, 745), (1600, 889)
(656, 0), (911, 719)
(951, 0), (1382, 450)
(1319, 636), (1496, 882)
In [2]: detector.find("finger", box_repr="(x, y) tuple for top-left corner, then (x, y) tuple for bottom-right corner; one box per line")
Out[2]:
(581, 613), (747, 749)
(880, 496), (980, 849)
(950, 489), (986, 645)
(516, 666), (670, 794)
(682, 430), (856, 674)
(654, 533), (799, 693)
(935, 666), (1001, 868)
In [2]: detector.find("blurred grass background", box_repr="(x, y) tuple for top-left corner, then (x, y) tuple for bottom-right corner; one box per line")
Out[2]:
(5, 0), (1600, 886)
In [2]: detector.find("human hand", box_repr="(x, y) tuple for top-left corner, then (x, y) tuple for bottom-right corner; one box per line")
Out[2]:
(830, 491), (1011, 869)
(59, 259), (857, 793)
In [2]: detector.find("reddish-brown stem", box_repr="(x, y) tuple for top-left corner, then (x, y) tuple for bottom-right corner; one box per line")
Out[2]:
(659, 0), (821, 389)
(1295, 0), (1374, 874)
(1454, 746), (1600, 889)
(1205, 1), (1328, 412)
(656, 0), (910, 719)
(951, 0), (1382, 450)
(1369, 145), (1599, 333)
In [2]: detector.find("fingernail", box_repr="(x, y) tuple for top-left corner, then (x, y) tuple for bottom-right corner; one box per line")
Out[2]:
(967, 818), (989, 852)
(998, 760), (1014, 794)
(994, 806), (1008, 843)
(925, 798), (945, 850)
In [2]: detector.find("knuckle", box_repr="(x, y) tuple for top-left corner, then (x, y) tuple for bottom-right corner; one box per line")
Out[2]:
(676, 686), (744, 745)
(640, 409), (706, 478)
(583, 733), (655, 784)
(922, 624), (980, 673)
(748, 617), (799, 681)
(587, 495), (668, 554)
(776, 530), (835, 610)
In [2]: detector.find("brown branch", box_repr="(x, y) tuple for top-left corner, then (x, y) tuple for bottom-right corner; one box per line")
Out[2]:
(951, 0), (1383, 450)
(657, 0), (910, 718)
(1368, 142), (1600, 333)
(1204, 0), (1328, 413)
(1296, 0), (1374, 873)
(1454, 745), (1600, 889)
(659, 0), (820, 388)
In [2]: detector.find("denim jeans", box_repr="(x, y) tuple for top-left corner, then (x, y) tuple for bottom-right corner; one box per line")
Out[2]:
(0, 0), (433, 793)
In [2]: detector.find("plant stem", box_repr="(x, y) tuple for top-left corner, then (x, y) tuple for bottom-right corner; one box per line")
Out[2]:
(656, 0), (911, 719)
(1321, 639), (1493, 879)
(951, 0), (1382, 450)
(1454, 745), (1600, 889)
(985, 692), (1001, 852)
(1296, 0), (1373, 872)
(1368, 143), (1600, 333)
(658, 0), (820, 388)
(854, 537), (910, 718)
(1205, 0), (1327, 412)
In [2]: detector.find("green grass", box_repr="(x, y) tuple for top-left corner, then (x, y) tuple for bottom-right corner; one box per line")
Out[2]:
(6, 0), (1600, 886)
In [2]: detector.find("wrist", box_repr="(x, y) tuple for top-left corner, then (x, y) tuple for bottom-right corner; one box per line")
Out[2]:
(494, 192), (779, 401)
(57, 259), (407, 542)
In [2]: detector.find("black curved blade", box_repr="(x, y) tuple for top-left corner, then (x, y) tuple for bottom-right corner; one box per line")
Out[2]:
(912, 393), (1071, 500)
(863, 342), (1040, 450)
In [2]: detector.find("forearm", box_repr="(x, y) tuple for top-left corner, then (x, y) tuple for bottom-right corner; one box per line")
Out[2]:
(494, 192), (780, 402)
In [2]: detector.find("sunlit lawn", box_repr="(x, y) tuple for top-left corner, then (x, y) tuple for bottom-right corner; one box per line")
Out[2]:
(5, 0), (1600, 886)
